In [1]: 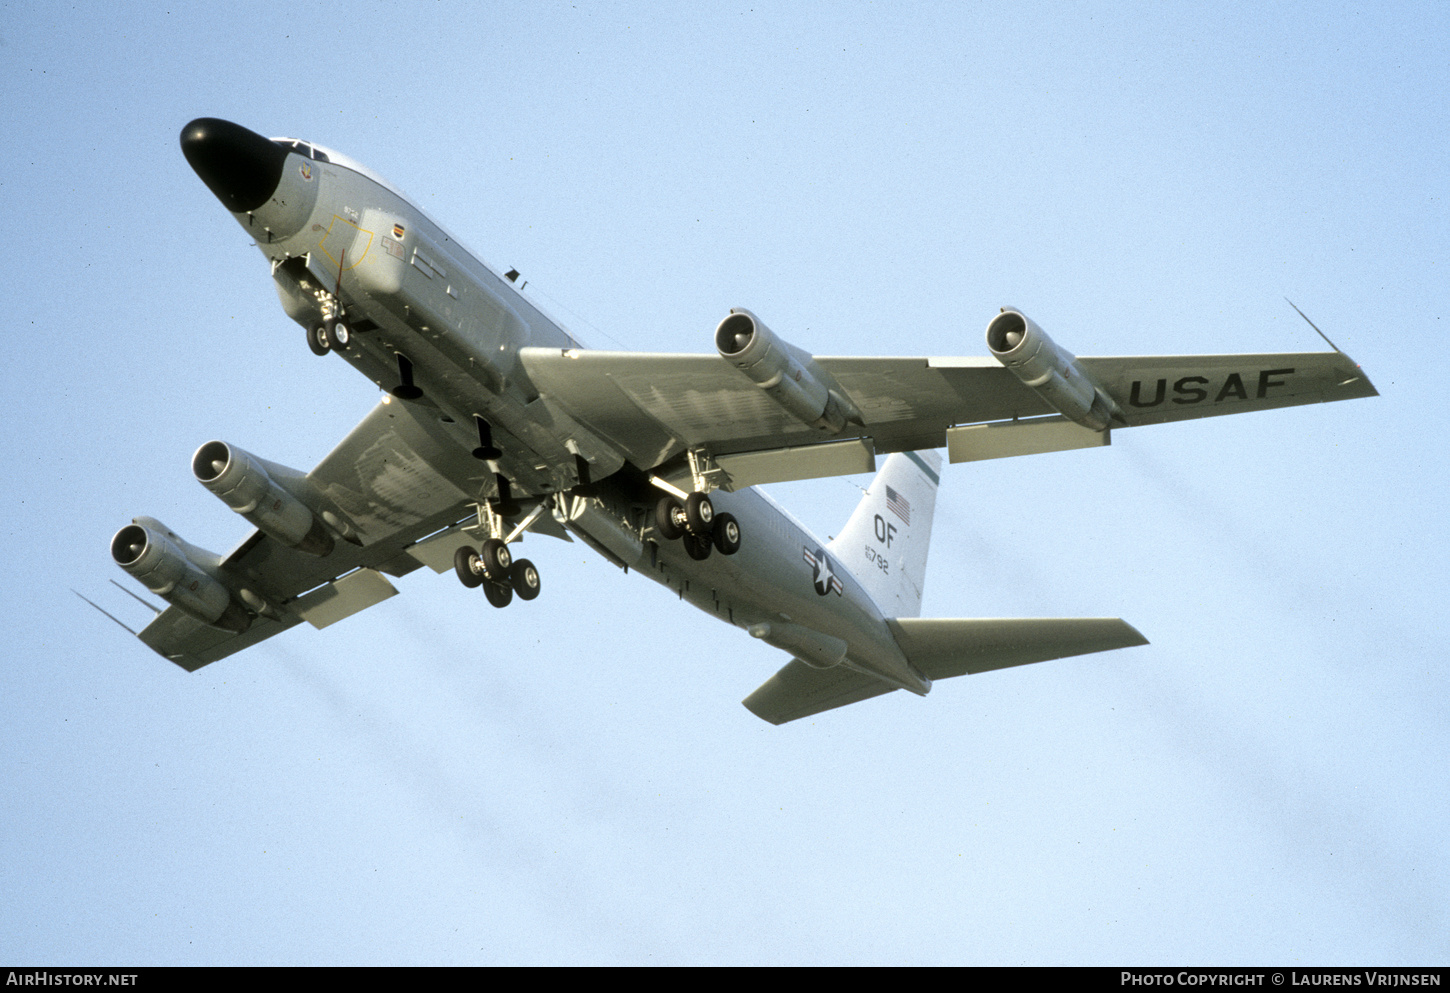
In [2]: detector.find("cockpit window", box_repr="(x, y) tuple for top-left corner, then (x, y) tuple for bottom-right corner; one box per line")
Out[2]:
(268, 136), (410, 200)
(272, 138), (328, 162)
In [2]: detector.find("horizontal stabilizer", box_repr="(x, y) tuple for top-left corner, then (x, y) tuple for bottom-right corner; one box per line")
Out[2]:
(742, 660), (897, 726)
(887, 617), (1148, 679)
(742, 617), (1145, 725)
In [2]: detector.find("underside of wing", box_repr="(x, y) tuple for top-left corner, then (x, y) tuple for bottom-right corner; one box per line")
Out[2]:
(518, 343), (1376, 490)
(517, 347), (1052, 477)
(127, 399), (517, 670)
(138, 605), (304, 672)
(1079, 351), (1377, 427)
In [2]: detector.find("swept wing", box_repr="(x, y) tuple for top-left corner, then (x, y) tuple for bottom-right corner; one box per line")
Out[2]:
(518, 346), (1375, 488)
(131, 399), (519, 670)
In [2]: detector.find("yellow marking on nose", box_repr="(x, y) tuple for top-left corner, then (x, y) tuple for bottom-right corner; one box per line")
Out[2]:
(319, 215), (374, 271)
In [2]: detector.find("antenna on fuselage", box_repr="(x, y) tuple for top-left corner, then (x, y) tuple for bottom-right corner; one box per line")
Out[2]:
(391, 352), (423, 401)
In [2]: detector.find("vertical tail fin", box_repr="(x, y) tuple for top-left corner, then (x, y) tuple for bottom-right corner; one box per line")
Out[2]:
(827, 450), (941, 618)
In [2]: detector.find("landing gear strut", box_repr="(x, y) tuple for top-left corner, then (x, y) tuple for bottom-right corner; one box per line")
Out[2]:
(307, 250), (355, 356)
(452, 490), (547, 608)
(650, 449), (742, 558)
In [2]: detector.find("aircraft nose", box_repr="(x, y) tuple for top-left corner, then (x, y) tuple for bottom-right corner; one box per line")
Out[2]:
(180, 118), (289, 213)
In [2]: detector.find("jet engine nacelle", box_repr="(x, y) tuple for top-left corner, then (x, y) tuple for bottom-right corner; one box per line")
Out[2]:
(110, 518), (251, 633)
(716, 308), (856, 434)
(192, 441), (334, 557)
(986, 309), (1121, 432)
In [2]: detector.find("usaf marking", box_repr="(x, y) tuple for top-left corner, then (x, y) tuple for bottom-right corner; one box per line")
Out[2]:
(1128, 368), (1295, 407)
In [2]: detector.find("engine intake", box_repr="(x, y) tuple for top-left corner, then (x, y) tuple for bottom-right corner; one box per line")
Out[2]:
(192, 441), (334, 556)
(716, 308), (857, 433)
(986, 309), (1121, 431)
(110, 518), (250, 633)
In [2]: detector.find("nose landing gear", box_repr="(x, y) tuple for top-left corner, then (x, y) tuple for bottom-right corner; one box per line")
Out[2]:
(307, 322), (330, 356)
(304, 250), (360, 357)
(307, 319), (352, 355)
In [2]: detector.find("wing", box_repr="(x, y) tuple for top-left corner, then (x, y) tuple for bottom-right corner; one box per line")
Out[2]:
(1076, 352), (1377, 427)
(131, 398), (513, 671)
(518, 347), (1375, 487)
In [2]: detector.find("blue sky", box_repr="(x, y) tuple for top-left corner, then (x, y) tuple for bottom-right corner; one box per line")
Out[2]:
(2, 1), (1446, 965)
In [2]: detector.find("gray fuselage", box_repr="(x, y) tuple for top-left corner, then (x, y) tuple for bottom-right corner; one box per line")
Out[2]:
(214, 131), (925, 694)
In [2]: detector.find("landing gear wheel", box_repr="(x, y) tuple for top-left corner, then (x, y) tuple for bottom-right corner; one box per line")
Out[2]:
(480, 538), (512, 580)
(330, 320), (350, 347)
(510, 559), (541, 600)
(655, 496), (685, 541)
(482, 579), (513, 608)
(307, 323), (330, 356)
(712, 512), (741, 555)
(683, 531), (713, 561)
(685, 492), (714, 536)
(453, 545), (483, 588)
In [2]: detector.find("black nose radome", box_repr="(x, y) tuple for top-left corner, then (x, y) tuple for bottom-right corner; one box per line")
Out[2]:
(180, 118), (289, 213)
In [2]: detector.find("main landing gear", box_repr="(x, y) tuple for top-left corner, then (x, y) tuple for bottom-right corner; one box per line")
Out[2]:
(454, 539), (541, 608)
(451, 492), (546, 608)
(651, 451), (742, 561)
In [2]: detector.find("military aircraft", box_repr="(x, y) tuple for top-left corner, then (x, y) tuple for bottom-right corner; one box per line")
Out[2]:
(98, 118), (1378, 724)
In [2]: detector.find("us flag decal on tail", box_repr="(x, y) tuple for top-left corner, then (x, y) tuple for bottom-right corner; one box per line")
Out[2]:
(885, 485), (911, 525)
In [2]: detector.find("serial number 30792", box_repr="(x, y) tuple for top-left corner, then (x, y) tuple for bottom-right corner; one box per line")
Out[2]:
(862, 544), (890, 574)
